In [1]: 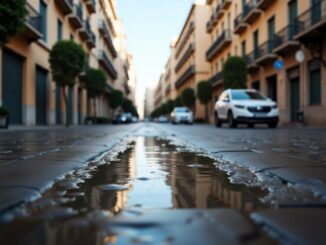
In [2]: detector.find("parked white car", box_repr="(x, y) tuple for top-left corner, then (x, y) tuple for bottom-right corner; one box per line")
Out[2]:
(214, 89), (279, 128)
(171, 107), (193, 124)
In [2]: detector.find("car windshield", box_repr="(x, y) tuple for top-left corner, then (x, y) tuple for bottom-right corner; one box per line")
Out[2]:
(231, 91), (266, 100)
(175, 108), (190, 113)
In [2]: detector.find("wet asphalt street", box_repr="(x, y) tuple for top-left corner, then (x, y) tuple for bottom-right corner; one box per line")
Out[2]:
(0, 123), (326, 244)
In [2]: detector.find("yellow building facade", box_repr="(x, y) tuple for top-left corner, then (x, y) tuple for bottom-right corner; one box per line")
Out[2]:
(206, 0), (326, 126)
(0, 0), (134, 126)
(174, 3), (211, 120)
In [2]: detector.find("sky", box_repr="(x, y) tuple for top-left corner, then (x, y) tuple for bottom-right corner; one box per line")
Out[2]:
(117, 0), (196, 116)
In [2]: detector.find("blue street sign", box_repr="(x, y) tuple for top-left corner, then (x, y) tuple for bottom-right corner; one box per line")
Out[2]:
(274, 60), (284, 71)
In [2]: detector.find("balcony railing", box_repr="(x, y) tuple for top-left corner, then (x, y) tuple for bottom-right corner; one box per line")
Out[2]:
(234, 14), (248, 34)
(175, 65), (196, 89)
(294, 0), (326, 40)
(256, 0), (274, 10)
(55, 0), (73, 15)
(175, 22), (195, 58)
(24, 3), (42, 42)
(175, 43), (195, 73)
(209, 72), (223, 88)
(214, 4), (224, 21)
(255, 40), (278, 65)
(99, 20), (117, 58)
(86, 32), (96, 48)
(221, 0), (232, 10)
(273, 25), (300, 54)
(84, 0), (96, 14)
(242, 0), (262, 24)
(246, 51), (259, 72)
(165, 84), (171, 95)
(206, 30), (232, 61)
(206, 18), (214, 33)
(69, 4), (83, 29)
(80, 19), (91, 40)
(99, 51), (118, 79)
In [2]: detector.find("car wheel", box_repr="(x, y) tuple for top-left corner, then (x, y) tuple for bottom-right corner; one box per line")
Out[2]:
(268, 122), (278, 128)
(215, 112), (222, 128)
(247, 123), (254, 128)
(228, 111), (237, 128)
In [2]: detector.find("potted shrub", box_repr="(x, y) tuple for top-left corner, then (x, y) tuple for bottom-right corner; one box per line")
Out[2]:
(0, 106), (9, 129)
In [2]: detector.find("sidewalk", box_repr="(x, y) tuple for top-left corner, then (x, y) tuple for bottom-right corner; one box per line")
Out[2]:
(0, 124), (140, 213)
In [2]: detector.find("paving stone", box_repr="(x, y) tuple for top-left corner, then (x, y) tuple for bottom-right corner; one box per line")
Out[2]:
(0, 187), (40, 213)
(215, 151), (321, 172)
(105, 209), (268, 244)
(251, 208), (326, 244)
(265, 166), (326, 196)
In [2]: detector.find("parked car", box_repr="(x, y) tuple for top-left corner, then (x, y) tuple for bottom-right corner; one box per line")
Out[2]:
(214, 89), (279, 128)
(171, 107), (193, 124)
(113, 113), (132, 124)
(157, 115), (169, 123)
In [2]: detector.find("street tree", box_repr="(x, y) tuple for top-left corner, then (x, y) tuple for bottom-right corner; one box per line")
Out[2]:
(197, 80), (213, 123)
(181, 88), (196, 111)
(49, 40), (85, 126)
(0, 0), (27, 46)
(174, 96), (183, 107)
(84, 68), (107, 124)
(121, 98), (133, 113)
(222, 56), (247, 89)
(166, 100), (175, 113)
(108, 89), (124, 118)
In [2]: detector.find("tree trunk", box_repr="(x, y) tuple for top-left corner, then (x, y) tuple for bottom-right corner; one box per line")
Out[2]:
(205, 103), (209, 123)
(62, 86), (69, 127)
(93, 97), (97, 124)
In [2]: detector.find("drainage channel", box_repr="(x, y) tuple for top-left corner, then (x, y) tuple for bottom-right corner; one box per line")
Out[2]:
(0, 137), (270, 244)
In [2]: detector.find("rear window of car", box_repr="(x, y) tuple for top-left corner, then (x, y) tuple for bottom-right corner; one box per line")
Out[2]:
(175, 108), (190, 113)
(231, 91), (266, 100)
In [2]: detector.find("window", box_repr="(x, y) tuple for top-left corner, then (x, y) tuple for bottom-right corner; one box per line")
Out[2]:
(40, 0), (47, 42)
(253, 30), (259, 58)
(267, 16), (275, 52)
(309, 60), (321, 105)
(231, 91), (266, 100)
(241, 41), (246, 57)
(288, 0), (297, 39)
(57, 19), (63, 41)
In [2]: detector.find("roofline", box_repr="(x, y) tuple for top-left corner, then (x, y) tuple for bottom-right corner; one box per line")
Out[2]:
(175, 4), (196, 48)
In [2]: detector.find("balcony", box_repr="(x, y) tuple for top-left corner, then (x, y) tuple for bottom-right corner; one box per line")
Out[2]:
(69, 5), (83, 29)
(23, 3), (42, 42)
(165, 84), (171, 95)
(175, 65), (196, 89)
(273, 25), (300, 55)
(98, 20), (117, 58)
(55, 0), (73, 15)
(255, 40), (278, 65)
(206, 18), (214, 33)
(234, 14), (248, 34)
(79, 19), (91, 41)
(98, 51), (118, 79)
(206, 30), (232, 61)
(83, 0), (96, 14)
(294, 1), (326, 42)
(86, 32), (96, 49)
(246, 52), (259, 73)
(175, 22), (195, 58)
(214, 4), (225, 20)
(209, 72), (223, 88)
(242, 0), (262, 24)
(256, 0), (274, 10)
(221, 0), (232, 10)
(175, 43), (195, 73)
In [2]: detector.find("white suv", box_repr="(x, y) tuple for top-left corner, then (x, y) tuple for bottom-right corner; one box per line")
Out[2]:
(171, 107), (193, 124)
(214, 89), (279, 128)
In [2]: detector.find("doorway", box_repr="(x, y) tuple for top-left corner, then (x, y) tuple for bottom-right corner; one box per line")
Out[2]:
(2, 49), (23, 124)
(290, 77), (300, 121)
(267, 75), (277, 102)
(36, 66), (48, 125)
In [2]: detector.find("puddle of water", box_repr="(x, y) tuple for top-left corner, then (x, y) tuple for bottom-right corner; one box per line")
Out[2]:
(0, 137), (268, 244)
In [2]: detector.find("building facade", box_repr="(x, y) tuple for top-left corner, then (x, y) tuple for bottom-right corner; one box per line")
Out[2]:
(206, 0), (326, 126)
(0, 0), (134, 126)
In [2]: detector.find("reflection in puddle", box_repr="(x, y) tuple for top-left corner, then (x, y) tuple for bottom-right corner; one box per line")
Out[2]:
(0, 137), (267, 244)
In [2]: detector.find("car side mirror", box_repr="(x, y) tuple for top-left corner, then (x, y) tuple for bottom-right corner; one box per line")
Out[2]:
(223, 98), (230, 103)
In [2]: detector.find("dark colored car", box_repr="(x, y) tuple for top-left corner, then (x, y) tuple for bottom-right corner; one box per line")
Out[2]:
(113, 113), (132, 124)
